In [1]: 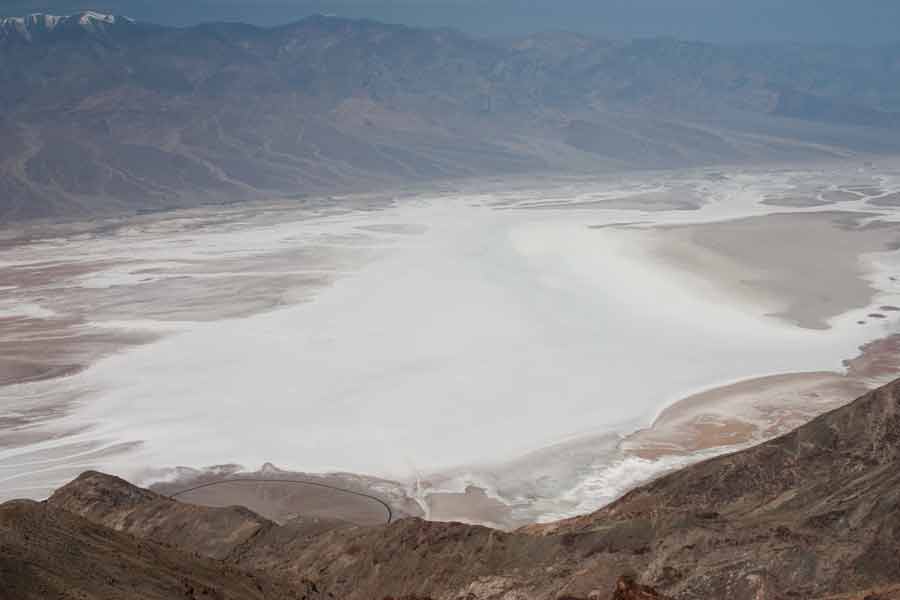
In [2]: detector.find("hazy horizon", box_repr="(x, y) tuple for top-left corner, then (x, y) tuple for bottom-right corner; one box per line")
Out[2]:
(4, 0), (900, 45)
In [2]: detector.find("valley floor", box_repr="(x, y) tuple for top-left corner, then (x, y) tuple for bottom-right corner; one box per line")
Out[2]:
(3, 161), (900, 526)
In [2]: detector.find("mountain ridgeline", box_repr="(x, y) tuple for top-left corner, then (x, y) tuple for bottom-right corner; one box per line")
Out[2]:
(2, 11), (900, 220)
(2, 376), (900, 598)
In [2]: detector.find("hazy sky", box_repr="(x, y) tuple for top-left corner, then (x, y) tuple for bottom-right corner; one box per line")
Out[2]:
(4, 0), (900, 44)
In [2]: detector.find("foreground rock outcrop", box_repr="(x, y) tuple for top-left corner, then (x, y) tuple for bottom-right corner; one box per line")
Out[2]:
(2, 377), (900, 599)
(612, 577), (672, 600)
(0, 499), (319, 600)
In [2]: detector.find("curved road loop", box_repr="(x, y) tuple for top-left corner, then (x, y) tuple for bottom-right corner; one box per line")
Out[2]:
(168, 478), (394, 524)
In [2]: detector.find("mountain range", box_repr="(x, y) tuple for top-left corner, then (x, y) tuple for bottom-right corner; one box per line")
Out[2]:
(3, 374), (900, 598)
(3, 11), (900, 220)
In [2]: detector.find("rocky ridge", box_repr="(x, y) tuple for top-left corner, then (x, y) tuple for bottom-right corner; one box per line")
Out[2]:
(1, 376), (899, 598)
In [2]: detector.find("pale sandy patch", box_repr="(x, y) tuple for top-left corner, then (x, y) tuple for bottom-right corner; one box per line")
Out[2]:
(623, 334), (900, 461)
(421, 486), (525, 530)
(149, 466), (424, 527)
(647, 211), (900, 329)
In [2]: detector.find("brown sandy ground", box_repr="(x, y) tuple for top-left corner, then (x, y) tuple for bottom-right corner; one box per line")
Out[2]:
(151, 464), (424, 526)
(420, 485), (516, 529)
(624, 334), (900, 460)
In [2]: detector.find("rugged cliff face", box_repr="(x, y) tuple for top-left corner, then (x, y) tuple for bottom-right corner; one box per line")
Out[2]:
(3, 377), (900, 599)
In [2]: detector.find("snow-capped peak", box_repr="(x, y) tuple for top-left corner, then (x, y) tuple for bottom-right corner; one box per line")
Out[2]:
(0, 14), (59, 29)
(0, 11), (134, 41)
(78, 11), (125, 25)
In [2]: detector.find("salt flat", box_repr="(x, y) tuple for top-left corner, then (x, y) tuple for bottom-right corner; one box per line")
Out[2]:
(3, 163), (900, 523)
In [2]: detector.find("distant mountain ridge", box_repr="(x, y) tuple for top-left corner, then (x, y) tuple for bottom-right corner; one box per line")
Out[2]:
(3, 12), (900, 220)
(0, 11), (139, 42)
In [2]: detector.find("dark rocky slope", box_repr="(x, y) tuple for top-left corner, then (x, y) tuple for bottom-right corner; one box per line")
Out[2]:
(3, 376), (900, 599)
(0, 499), (322, 600)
